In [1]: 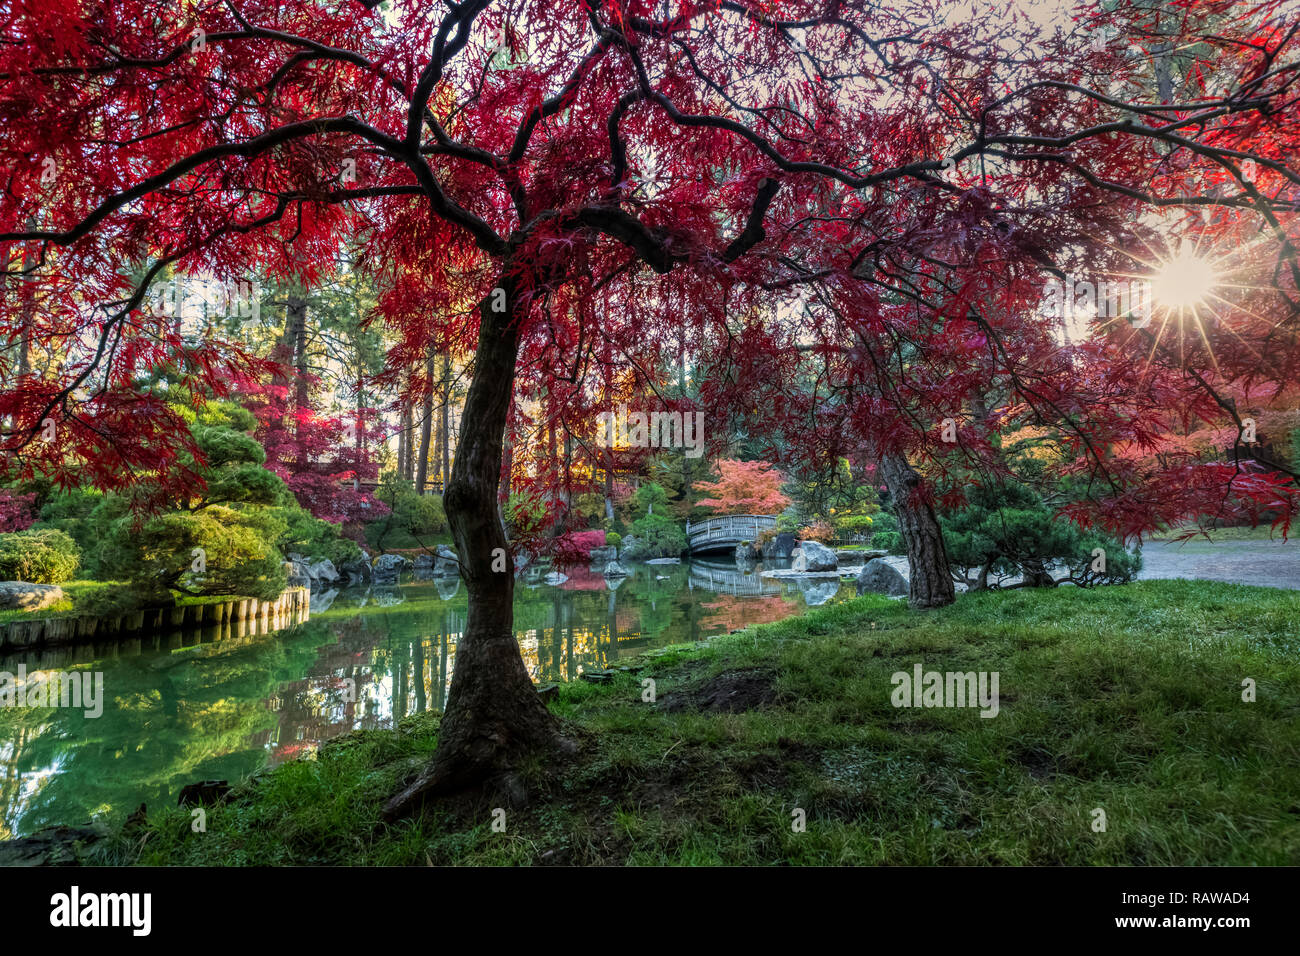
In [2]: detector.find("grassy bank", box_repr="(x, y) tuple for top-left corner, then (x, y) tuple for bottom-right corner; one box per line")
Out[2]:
(0, 581), (260, 625)
(106, 580), (1300, 865)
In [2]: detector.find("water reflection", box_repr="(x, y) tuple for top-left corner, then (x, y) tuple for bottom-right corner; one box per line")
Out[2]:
(0, 560), (850, 837)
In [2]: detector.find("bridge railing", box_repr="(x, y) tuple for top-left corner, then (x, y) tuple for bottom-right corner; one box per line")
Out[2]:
(685, 514), (777, 551)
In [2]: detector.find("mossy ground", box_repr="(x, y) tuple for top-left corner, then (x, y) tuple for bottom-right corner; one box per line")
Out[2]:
(102, 580), (1300, 865)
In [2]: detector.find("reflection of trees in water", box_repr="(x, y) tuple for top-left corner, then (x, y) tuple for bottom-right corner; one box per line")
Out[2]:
(0, 569), (822, 836)
(0, 628), (335, 837)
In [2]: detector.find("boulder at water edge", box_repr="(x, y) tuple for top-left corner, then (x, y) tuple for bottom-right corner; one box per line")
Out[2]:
(792, 540), (838, 572)
(307, 559), (339, 586)
(372, 553), (412, 584)
(339, 556), (371, 586)
(0, 582), (64, 612)
(856, 558), (909, 597)
(433, 545), (459, 577)
(761, 532), (798, 560)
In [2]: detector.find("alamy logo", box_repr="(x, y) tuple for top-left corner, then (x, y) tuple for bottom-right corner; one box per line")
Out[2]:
(1043, 277), (1152, 328)
(151, 276), (260, 322)
(0, 665), (103, 718)
(50, 886), (151, 936)
(595, 404), (704, 459)
(891, 663), (999, 718)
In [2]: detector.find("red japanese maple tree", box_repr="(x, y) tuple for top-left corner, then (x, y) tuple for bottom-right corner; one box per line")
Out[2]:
(244, 379), (385, 527)
(694, 459), (791, 515)
(0, 0), (1296, 812)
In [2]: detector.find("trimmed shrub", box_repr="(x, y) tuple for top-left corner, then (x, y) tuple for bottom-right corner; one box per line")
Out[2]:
(0, 528), (81, 583)
(98, 506), (287, 601)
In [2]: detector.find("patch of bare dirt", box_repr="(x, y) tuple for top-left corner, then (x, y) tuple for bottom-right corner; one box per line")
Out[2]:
(659, 668), (778, 714)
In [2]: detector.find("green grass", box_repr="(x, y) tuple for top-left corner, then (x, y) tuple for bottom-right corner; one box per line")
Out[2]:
(103, 580), (1300, 866)
(0, 580), (111, 623)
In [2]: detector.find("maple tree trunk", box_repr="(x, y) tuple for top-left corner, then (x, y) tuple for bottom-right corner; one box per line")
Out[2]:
(879, 452), (955, 609)
(384, 277), (565, 819)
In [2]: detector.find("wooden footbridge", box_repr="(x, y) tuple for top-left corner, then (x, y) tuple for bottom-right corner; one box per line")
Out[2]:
(685, 514), (777, 555)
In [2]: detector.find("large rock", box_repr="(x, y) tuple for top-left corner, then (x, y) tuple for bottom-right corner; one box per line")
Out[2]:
(433, 545), (459, 577)
(284, 560), (311, 589)
(761, 532), (798, 560)
(177, 779), (231, 808)
(372, 553), (412, 584)
(0, 582), (64, 612)
(838, 548), (886, 565)
(307, 559), (339, 585)
(792, 540), (838, 572)
(735, 542), (761, 565)
(0, 824), (104, 866)
(415, 545), (458, 577)
(339, 557), (371, 586)
(603, 560), (629, 578)
(856, 558), (909, 597)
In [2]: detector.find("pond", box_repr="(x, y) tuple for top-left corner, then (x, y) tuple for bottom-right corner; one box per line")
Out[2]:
(0, 559), (854, 838)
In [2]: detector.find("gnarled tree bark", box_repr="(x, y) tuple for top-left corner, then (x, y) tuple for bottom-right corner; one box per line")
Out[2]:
(879, 452), (956, 609)
(384, 275), (568, 820)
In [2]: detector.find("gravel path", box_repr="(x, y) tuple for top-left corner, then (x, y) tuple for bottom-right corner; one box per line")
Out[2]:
(1138, 538), (1300, 591)
(868, 538), (1300, 592)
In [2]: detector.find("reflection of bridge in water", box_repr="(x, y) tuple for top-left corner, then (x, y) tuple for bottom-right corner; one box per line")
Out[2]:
(688, 559), (782, 596)
(686, 514), (777, 554)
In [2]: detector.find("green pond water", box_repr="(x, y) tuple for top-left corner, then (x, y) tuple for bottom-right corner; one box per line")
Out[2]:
(0, 559), (853, 838)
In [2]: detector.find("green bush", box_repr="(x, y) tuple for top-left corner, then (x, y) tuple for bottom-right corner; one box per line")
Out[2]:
(835, 513), (875, 537)
(375, 472), (449, 537)
(941, 480), (1140, 588)
(98, 506), (287, 602)
(35, 488), (103, 554)
(871, 531), (906, 555)
(625, 513), (687, 560)
(634, 482), (669, 515)
(402, 493), (447, 536)
(274, 505), (363, 566)
(604, 531), (622, 549)
(869, 511), (898, 537)
(73, 582), (143, 619)
(0, 528), (81, 583)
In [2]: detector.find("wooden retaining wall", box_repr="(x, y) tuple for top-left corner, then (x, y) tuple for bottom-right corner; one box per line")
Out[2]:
(0, 587), (311, 654)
